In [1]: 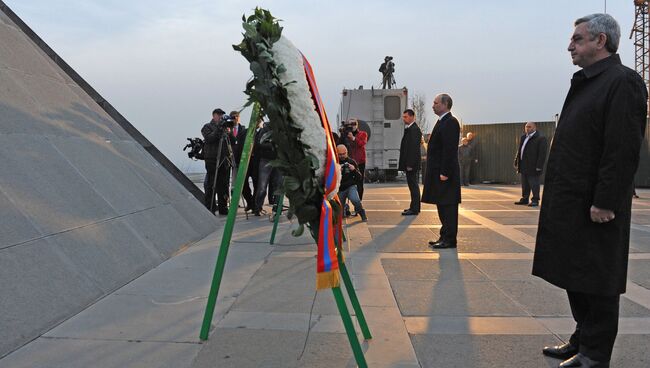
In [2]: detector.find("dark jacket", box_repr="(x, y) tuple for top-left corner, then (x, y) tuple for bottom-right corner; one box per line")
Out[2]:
(399, 123), (423, 171)
(201, 119), (231, 163)
(231, 124), (248, 166)
(421, 113), (461, 205)
(253, 123), (276, 161)
(339, 157), (362, 191)
(458, 144), (473, 165)
(514, 131), (548, 175)
(532, 54), (648, 296)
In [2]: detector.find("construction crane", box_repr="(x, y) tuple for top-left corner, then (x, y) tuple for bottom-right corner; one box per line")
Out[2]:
(631, 0), (650, 91)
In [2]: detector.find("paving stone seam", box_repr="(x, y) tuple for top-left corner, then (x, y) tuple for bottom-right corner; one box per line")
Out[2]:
(38, 335), (203, 345)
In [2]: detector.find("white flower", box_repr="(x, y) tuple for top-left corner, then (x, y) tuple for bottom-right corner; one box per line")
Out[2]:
(271, 37), (328, 179)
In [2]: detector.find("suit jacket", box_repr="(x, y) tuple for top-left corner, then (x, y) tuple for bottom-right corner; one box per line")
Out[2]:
(231, 124), (248, 165)
(399, 123), (423, 171)
(514, 131), (548, 175)
(421, 113), (461, 205)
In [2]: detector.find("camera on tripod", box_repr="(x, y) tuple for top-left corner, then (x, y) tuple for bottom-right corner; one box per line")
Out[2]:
(183, 137), (204, 160)
(216, 114), (236, 133)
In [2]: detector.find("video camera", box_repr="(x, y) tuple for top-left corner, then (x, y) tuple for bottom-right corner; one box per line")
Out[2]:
(216, 114), (236, 132)
(183, 137), (204, 160)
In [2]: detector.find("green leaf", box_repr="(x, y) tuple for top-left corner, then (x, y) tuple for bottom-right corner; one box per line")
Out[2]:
(284, 176), (301, 191)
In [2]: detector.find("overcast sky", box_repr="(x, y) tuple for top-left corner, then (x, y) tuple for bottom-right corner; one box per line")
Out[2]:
(4, 0), (637, 172)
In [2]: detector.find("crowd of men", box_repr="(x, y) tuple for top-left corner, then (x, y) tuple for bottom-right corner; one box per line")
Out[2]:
(201, 108), (280, 216)
(198, 12), (645, 368)
(393, 13), (646, 368)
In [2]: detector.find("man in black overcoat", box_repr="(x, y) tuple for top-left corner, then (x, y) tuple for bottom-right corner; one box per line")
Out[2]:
(514, 122), (547, 207)
(422, 94), (461, 249)
(533, 14), (647, 367)
(399, 109), (423, 216)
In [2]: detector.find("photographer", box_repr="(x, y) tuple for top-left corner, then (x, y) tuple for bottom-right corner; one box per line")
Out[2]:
(339, 118), (368, 200)
(201, 108), (233, 215)
(336, 144), (367, 222)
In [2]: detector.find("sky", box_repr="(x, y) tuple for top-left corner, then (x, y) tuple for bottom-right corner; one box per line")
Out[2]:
(4, 0), (638, 172)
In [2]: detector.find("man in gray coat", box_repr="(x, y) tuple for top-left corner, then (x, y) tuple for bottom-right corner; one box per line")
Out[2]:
(533, 14), (647, 367)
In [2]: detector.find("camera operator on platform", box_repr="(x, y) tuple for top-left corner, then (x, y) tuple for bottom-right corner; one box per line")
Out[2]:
(201, 108), (234, 215)
(339, 118), (368, 200)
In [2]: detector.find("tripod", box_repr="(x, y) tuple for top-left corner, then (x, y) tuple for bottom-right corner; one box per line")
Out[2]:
(208, 131), (234, 214)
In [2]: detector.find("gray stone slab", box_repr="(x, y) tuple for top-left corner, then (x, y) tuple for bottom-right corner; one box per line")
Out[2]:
(0, 239), (102, 357)
(629, 259), (650, 290)
(191, 328), (352, 368)
(0, 71), (67, 136)
(515, 227), (539, 238)
(389, 280), (528, 317)
(494, 280), (650, 317)
(123, 205), (198, 258)
(455, 228), (531, 253)
(0, 135), (115, 234)
(111, 141), (188, 202)
(382, 259), (488, 281)
(170, 196), (218, 235)
(632, 214), (650, 225)
(44, 293), (208, 343)
(0, 23), (65, 82)
(478, 210), (540, 225)
(631, 229), (650, 252)
(50, 219), (161, 294)
(470, 259), (535, 280)
(370, 228), (437, 252)
(410, 334), (563, 368)
(367, 211), (478, 225)
(0, 188), (41, 249)
(49, 136), (164, 213)
(0, 338), (202, 368)
(230, 257), (339, 315)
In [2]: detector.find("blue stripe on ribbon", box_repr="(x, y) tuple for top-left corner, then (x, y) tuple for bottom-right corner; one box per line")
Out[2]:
(322, 199), (332, 271)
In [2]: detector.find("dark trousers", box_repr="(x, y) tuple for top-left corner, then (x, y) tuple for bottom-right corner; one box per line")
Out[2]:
(232, 165), (254, 208)
(436, 204), (458, 244)
(255, 158), (282, 212)
(406, 169), (421, 212)
(357, 163), (366, 200)
(520, 173), (541, 202)
(460, 161), (471, 186)
(204, 160), (230, 214)
(567, 291), (619, 362)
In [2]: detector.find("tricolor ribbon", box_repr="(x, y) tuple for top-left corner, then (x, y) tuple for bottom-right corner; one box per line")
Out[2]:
(302, 53), (343, 289)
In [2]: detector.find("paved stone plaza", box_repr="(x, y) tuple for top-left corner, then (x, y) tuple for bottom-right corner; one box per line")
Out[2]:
(2, 183), (649, 367)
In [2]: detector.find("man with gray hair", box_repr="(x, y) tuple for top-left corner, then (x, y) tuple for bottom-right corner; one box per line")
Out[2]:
(533, 14), (647, 367)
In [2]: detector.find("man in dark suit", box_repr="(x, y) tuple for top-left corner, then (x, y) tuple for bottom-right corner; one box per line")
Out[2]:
(399, 109), (423, 216)
(422, 94), (461, 249)
(514, 122), (547, 207)
(229, 111), (254, 211)
(533, 14), (647, 367)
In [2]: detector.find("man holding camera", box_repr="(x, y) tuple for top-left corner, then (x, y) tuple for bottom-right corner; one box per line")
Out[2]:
(201, 108), (233, 215)
(339, 119), (368, 200)
(337, 144), (367, 222)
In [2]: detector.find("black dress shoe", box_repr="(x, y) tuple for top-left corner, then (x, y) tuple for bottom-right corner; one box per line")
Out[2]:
(431, 240), (457, 249)
(542, 342), (578, 360)
(514, 200), (529, 205)
(559, 353), (609, 367)
(428, 238), (442, 246)
(528, 202), (539, 207)
(402, 210), (419, 216)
